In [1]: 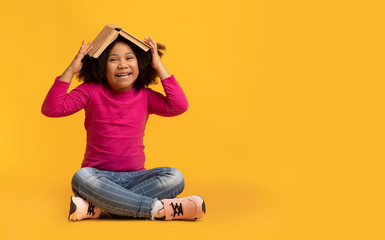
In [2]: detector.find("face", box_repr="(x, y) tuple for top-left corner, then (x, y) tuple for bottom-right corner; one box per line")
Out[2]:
(106, 42), (139, 91)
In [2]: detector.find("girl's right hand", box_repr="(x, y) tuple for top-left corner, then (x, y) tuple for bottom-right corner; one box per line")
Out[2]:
(68, 40), (93, 74)
(59, 41), (93, 83)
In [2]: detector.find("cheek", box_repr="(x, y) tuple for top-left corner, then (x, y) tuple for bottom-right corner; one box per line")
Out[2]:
(106, 62), (117, 73)
(133, 63), (140, 74)
(106, 64), (113, 75)
(105, 67), (115, 83)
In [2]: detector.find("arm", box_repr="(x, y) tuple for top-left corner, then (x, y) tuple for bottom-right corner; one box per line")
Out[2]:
(144, 36), (171, 80)
(147, 75), (189, 116)
(41, 41), (93, 117)
(41, 79), (90, 117)
(59, 40), (93, 83)
(144, 37), (188, 116)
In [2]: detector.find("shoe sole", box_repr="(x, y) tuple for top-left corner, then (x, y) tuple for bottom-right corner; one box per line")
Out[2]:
(68, 196), (77, 221)
(201, 197), (206, 214)
(192, 195), (206, 220)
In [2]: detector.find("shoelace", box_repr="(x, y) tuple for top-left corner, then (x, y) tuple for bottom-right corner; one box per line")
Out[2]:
(170, 202), (183, 217)
(87, 202), (96, 216)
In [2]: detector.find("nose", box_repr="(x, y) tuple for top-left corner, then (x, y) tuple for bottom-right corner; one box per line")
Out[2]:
(118, 60), (128, 68)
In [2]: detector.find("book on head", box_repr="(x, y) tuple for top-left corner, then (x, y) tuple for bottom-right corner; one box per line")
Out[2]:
(88, 24), (151, 58)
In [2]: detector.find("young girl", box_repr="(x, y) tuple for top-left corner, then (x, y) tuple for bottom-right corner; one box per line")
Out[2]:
(41, 29), (205, 221)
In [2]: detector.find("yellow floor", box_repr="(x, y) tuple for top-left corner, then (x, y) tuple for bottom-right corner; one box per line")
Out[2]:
(2, 172), (382, 240)
(2, 178), (262, 239)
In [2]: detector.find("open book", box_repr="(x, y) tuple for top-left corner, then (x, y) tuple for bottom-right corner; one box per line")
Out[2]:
(88, 24), (151, 58)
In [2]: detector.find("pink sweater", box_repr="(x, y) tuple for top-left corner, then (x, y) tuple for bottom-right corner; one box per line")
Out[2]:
(41, 75), (188, 172)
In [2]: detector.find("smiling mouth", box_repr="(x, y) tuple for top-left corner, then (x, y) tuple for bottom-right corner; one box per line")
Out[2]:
(116, 73), (132, 77)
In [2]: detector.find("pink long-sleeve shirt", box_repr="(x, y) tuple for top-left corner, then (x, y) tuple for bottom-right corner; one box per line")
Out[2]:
(41, 75), (188, 172)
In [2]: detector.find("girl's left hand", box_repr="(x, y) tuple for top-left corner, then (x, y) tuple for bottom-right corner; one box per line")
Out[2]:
(144, 36), (171, 80)
(144, 36), (163, 70)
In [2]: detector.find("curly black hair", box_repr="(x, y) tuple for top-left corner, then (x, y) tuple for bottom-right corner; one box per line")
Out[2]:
(77, 35), (166, 89)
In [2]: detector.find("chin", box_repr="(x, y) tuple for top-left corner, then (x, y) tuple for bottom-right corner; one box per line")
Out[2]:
(116, 83), (135, 91)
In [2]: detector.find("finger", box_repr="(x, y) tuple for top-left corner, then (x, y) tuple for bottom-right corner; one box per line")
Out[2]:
(149, 36), (155, 44)
(144, 39), (154, 51)
(85, 44), (93, 55)
(144, 37), (151, 45)
(79, 40), (87, 52)
(145, 36), (154, 43)
(79, 41), (92, 55)
(147, 37), (157, 50)
(78, 40), (85, 53)
(85, 41), (92, 50)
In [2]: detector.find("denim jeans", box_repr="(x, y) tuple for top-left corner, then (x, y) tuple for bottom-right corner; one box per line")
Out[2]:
(71, 167), (185, 219)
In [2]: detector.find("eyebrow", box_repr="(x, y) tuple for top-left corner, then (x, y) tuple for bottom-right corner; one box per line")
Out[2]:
(109, 52), (134, 56)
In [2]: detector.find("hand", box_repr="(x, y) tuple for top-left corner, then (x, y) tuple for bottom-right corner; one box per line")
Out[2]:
(144, 36), (171, 80)
(59, 41), (93, 83)
(144, 36), (163, 70)
(68, 40), (93, 75)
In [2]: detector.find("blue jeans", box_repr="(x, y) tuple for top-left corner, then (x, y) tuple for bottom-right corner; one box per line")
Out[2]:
(71, 167), (185, 219)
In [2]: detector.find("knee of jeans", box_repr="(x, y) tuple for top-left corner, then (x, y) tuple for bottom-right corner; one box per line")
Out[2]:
(167, 168), (185, 189)
(71, 167), (97, 188)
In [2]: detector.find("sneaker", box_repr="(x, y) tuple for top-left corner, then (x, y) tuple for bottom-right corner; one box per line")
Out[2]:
(160, 195), (206, 220)
(68, 196), (102, 221)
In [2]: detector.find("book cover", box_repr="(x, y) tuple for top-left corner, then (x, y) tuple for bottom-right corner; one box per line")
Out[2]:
(88, 24), (151, 58)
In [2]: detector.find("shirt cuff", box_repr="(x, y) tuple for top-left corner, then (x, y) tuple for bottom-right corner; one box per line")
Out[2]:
(54, 76), (71, 85)
(160, 75), (175, 82)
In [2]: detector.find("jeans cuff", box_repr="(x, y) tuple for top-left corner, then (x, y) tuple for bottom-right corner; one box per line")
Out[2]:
(150, 198), (159, 220)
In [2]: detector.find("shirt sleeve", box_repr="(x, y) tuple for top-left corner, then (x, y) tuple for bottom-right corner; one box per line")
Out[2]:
(147, 75), (189, 116)
(41, 76), (90, 117)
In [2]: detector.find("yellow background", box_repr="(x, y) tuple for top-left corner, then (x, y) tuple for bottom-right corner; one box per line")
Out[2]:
(1, 0), (384, 239)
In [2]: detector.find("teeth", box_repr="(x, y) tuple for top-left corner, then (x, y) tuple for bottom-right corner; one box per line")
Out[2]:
(117, 73), (131, 77)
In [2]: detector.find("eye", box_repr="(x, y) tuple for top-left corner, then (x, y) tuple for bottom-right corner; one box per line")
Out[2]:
(109, 58), (117, 62)
(126, 57), (133, 60)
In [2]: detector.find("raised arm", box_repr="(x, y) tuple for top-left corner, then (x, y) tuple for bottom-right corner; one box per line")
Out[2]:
(41, 41), (93, 117)
(144, 36), (171, 80)
(147, 75), (189, 116)
(59, 40), (93, 83)
(144, 37), (188, 116)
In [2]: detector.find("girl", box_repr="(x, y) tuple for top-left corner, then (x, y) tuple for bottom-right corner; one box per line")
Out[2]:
(41, 29), (205, 221)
